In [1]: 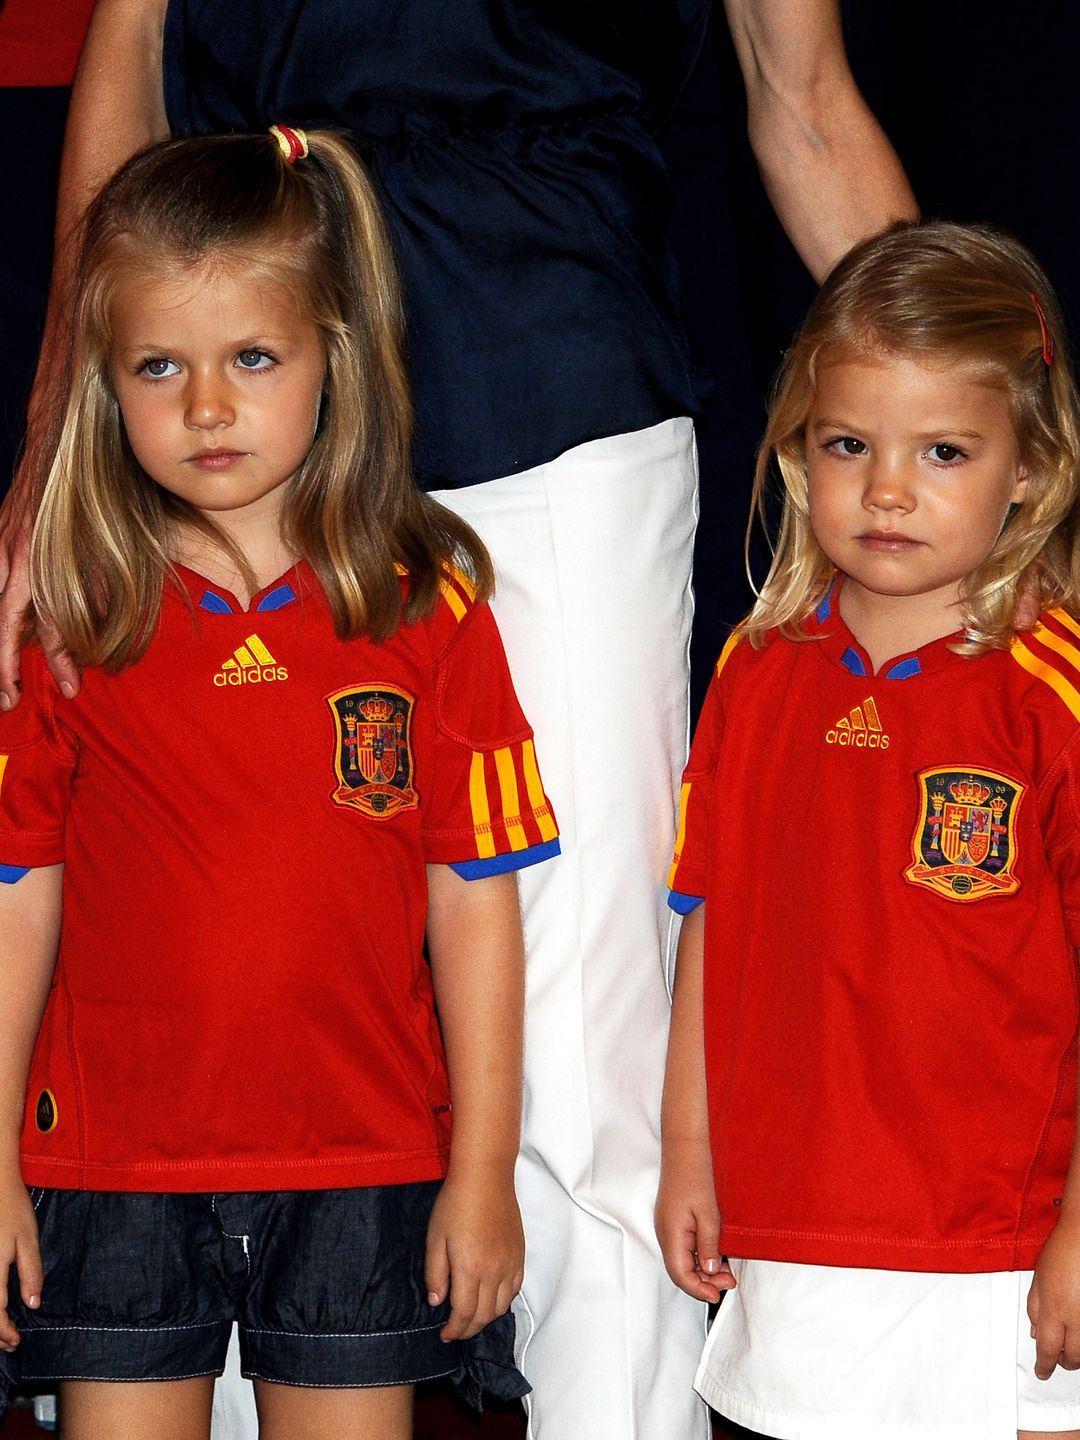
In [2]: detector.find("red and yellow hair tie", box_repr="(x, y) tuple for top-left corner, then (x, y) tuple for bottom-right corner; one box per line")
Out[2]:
(269, 125), (309, 164)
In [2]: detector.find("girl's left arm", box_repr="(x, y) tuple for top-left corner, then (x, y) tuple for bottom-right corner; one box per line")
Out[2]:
(1029, 966), (1080, 1378)
(424, 865), (525, 1342)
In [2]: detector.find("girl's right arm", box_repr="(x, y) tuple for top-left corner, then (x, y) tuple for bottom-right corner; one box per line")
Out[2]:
(655, 903), (734, 1303)
(0, 0), (169, 710)
(0, 865), (63, 1349)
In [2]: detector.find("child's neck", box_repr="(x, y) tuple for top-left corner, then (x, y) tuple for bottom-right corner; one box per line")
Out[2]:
(838, 580), (963, 675)
(171, 521), (298, 611)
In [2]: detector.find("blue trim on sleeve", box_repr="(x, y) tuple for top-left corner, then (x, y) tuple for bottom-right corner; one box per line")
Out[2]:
(884, 656), (922, 680)
(256, 584), (298, 612)
(0, 864), (31, 884)
(667, 890), (704, 914)
(840, 646), (868, 677)
(199, 590), (234, 614)
(449, 837), (561, 881)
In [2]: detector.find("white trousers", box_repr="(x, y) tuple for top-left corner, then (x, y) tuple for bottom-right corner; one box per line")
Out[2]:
(210, 417), (707, 1439)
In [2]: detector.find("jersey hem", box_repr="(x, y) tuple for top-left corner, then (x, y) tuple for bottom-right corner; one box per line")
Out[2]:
(721, 1226), (1052, 1273)
(20, 1147), (450, 1193)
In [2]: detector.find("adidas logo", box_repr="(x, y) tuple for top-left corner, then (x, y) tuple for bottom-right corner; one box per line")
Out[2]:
(825, 697), (890, 749)
(213, 634), (289, 688)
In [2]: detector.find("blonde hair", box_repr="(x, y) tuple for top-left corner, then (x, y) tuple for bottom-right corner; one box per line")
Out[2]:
(31, 130), (493, 669)
(743, 221), (1080, 653)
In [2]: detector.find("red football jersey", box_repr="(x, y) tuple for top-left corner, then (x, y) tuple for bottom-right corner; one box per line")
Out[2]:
(0, 563), (558, 1191)
(670, 586), (1080, 1272)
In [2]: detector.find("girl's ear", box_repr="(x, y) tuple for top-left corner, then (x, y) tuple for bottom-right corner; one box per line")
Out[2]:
(1010, 471), (1030, 505)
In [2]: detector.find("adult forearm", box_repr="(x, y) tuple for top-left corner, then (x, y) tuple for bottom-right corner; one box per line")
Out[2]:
(724, 0), (917, 283)
(18, 0), (169, 500)
(746, 77), (917, 283)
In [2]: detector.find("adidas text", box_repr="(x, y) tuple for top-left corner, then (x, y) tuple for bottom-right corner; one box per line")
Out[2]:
(825, 726), (889, 749)
(825, 697), (889, 749)
(214, 665), (289, 688)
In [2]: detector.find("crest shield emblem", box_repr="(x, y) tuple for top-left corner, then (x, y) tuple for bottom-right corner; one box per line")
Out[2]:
(904, 766), (1023, 902)
(326, 684), (419, 819)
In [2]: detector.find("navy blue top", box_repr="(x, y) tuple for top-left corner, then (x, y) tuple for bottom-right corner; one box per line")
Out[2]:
(163, 0), (709, 489)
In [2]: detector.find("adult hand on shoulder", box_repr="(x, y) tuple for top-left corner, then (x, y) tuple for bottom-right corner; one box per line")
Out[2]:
(425, 1171), (525, 1342)
(0, 480), (79, 711)
(655, 1140), (734, 1305)
(1028, 1216), (1080, 1379)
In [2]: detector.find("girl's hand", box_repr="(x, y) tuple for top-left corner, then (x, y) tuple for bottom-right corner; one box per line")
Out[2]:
(655, 1140), (734, 1304)
(425, 1172), (525, 1342)
(1028, 1218), (1080, 1378)
(0, 1167), (43, 1350)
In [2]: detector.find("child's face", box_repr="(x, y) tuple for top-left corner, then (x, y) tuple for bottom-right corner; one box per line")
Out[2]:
(109, 261), (326, 534)
(805, 352), (1028, 625)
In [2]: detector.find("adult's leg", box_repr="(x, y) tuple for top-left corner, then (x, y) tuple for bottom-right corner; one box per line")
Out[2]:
(434, 417), (708, 1439)
(61, 1377), (215, 1440)
(253, 1379), (412, 1440)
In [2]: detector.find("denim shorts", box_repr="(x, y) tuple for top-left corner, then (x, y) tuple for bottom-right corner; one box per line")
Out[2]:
(1, 1183), (527, 1407)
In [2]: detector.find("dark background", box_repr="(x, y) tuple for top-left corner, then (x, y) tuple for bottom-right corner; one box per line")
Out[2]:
(3, 1), (1078, 712)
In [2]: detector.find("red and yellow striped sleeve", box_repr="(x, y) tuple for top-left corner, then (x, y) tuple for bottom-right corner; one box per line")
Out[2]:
(667, 632), (740, 909)
(0, 647), (75, 878)
(423, 590), (559, 878)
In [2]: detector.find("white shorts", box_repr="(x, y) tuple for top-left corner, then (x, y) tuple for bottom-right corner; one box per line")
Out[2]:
(697, 1259), (1080, 1440)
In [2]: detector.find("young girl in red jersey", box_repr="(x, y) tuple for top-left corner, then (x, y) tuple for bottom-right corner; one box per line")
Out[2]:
(657, 222), (1080, 1440)
(0, 128), (557, 1438)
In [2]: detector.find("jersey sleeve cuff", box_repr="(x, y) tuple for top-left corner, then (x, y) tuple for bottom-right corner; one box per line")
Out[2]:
(449, 837), (561, 881)
(667, 890), (704, 914)
(0, 864), (32, 884)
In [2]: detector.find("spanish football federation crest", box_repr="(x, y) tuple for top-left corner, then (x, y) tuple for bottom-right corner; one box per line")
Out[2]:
(326, 685), (419, 819)
(904, 766), (1024, 902)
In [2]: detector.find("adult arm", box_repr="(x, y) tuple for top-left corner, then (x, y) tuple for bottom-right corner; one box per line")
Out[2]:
(654, 903), (734, 1303)
(722, 0), (918, 282)
(0, 866), (64, 1348)
(0, 0), (169, 709)
(424, 866), (526, 1342)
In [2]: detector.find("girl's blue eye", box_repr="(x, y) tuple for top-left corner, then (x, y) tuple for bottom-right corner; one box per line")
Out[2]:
(143, 358), (179, 378)
(237, 349), (273, 370)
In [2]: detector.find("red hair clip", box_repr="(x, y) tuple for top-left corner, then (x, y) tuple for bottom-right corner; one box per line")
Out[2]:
(269, 125), (309, 164)
(1030, 292), (1055, 368)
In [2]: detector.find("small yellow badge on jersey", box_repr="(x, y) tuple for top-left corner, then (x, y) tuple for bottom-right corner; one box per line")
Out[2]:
(35, 1089), (58, 1134)
(904, 766), (1024, 902)
(326, 685), (419, 819)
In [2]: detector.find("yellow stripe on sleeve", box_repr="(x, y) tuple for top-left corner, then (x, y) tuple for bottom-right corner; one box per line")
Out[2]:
(715, 630), (741, 676)
(1030, 619), (1080, 677)
(468, 751), (497, 858)
(0, 754), (8, 799)
(1010, 640), (1080, 722)
(1050, 609), (1080, 645)
(446, 562), (477, 601)
(667, 781), (693, 890)
(439, 579), (468, 623)
(494, 747), (528, 851)
(521, 739), (558, 842)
